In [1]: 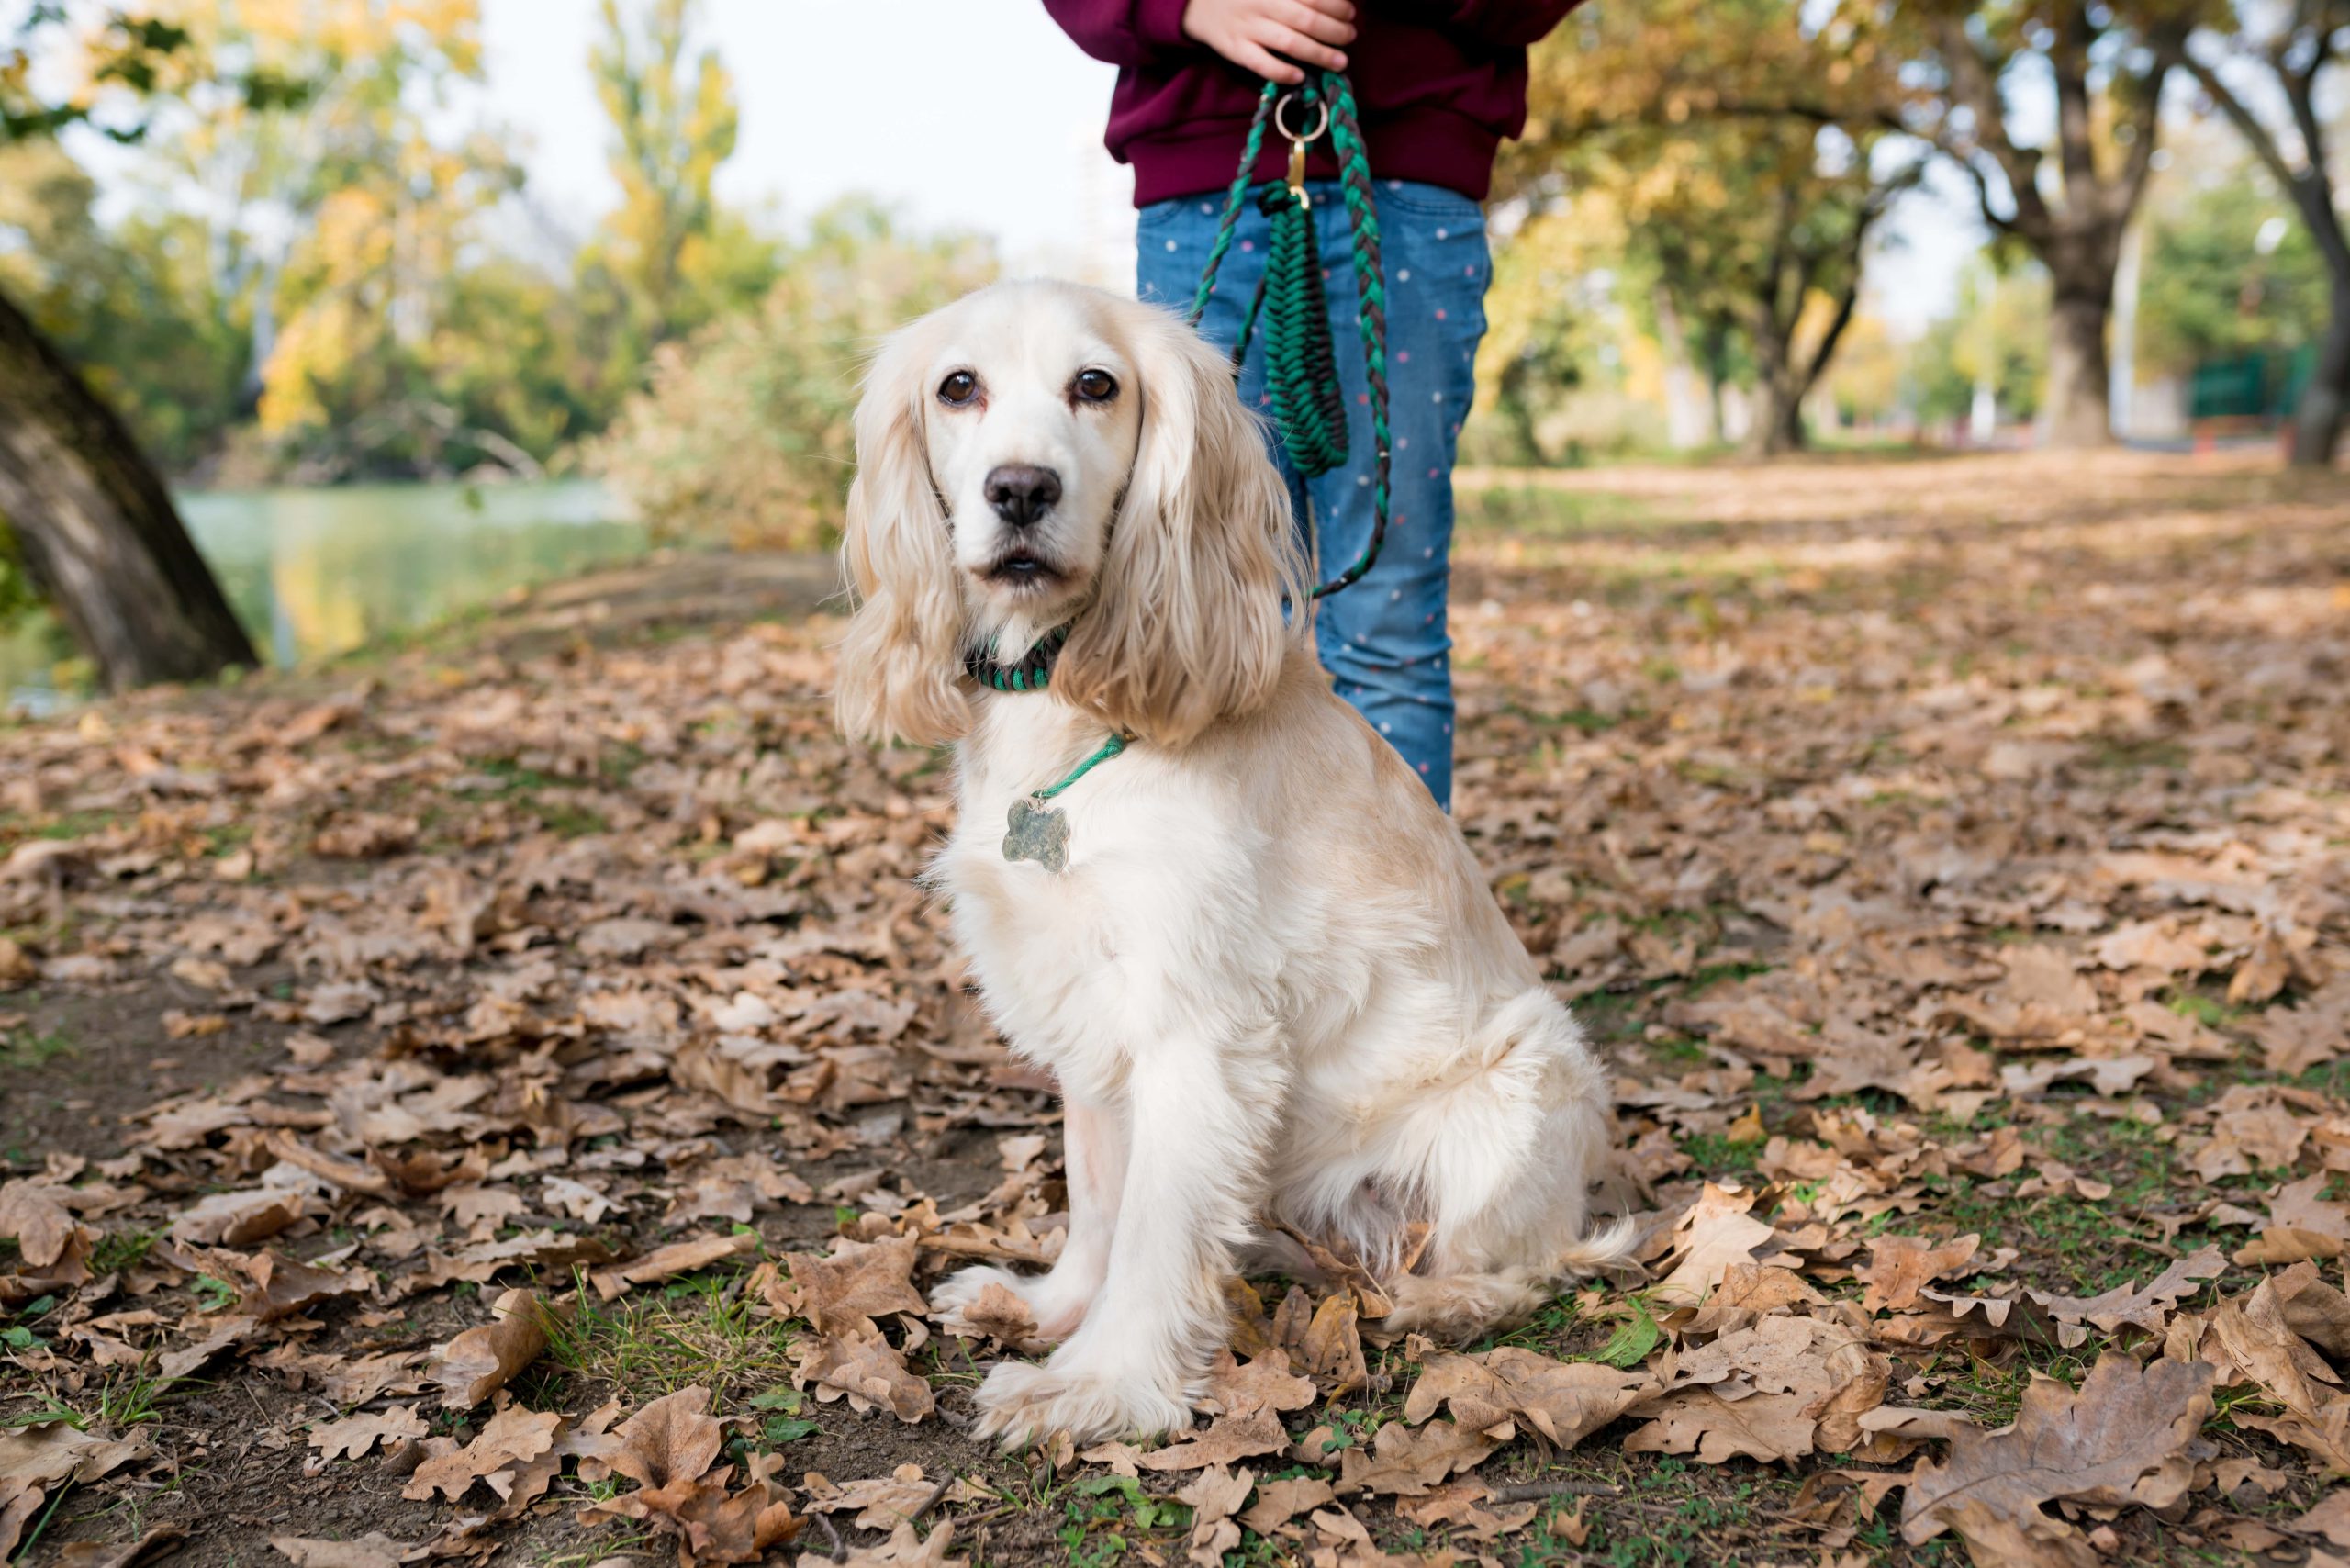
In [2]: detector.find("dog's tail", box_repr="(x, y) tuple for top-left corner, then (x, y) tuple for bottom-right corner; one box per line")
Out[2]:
(1379, 1215), (1640, 1342)
(1551, 1211), (1641, 1278)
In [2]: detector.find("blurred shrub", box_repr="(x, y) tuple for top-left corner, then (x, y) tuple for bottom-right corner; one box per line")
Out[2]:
(2137, 175), (2327, 378)
(596, 198), (996, 550)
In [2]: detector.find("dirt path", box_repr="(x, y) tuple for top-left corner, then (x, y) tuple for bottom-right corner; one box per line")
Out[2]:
(2, 452), (2346, 1568)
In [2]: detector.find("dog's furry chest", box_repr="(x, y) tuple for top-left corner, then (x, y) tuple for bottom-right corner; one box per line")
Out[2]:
(934, 700), (1279, 1095)
(935, 705), (1142, 1086)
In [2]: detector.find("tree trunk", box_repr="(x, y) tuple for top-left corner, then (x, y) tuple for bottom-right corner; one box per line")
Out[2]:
(1745, 356), (1807, 454)
(0, 286), (257, 689)
(2044, 277), (2115, 450)
(2292, 286), (2350, 468)
(1699, 319), (1731, 445)
(1495, 356), (1549, 466)
(1745, 315), (1807, 456)
(1748, 378), (1807, 455)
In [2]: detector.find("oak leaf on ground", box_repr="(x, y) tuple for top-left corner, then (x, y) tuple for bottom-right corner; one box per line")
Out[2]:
(1890, 1352), (2215, 1546)
(309, 1405), (429, 1462)
(793, 1325), (935, 1423)
(767, 1235), (928, 1333)
(431, 1287), (559, 1408)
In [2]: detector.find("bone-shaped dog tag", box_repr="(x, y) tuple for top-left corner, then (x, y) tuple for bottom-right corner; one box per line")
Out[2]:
(1002, 796), (1069, 873)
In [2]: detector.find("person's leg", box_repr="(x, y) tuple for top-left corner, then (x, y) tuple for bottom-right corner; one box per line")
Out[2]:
(1301, 181), (1491, 811)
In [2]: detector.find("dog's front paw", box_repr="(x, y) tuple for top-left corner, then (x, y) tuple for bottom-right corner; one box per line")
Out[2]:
(928, 1263), (1028, 1326)
(970, 1358), (1194, 1450)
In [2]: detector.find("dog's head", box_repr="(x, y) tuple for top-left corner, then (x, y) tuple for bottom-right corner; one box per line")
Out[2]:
(836, 279), (1308, 749)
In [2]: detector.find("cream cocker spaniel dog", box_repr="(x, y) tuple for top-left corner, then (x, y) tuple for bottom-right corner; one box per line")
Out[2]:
(836, 278), (1623, 1448)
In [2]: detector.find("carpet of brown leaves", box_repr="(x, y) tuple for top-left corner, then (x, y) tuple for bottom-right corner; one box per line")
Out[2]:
(1, 450), (2347, 1567)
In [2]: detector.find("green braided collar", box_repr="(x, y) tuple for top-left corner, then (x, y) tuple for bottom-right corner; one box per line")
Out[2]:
(964, 623), (1072, 693)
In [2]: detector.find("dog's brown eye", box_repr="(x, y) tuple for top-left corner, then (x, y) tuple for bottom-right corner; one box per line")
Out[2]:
(939, 371), (979, 407)
(1074, 369), (1118, 404)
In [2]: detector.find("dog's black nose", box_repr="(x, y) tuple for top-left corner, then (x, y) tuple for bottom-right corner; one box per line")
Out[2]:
(984, 465), (1061, 527)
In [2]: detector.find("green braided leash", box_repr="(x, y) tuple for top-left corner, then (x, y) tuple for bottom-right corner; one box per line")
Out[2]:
(1188, 71), (1391, 601)
(1253, 181), (1351, 478)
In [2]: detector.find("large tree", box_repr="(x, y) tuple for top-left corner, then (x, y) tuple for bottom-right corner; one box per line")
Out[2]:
(1896, 0), (2197, 447)
(1513, 0), (1923, 453)
(0, 9), (255, 689)
(1626, 0), (2199, 446)
(2180, 0), (2350, 465)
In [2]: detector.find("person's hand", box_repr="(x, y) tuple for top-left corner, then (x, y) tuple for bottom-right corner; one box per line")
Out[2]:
(1181, 0), (1355, 84)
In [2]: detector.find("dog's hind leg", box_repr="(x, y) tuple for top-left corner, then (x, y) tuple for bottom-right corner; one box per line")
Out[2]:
(1371, 992), (1630, 1342)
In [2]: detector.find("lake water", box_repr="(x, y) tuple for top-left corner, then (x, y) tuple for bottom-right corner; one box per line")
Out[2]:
(5, 479), (650, 710)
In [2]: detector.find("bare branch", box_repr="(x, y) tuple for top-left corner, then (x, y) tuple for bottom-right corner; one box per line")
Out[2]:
(2109, 23), (2188, 229)
(2181, 47), (2348, 283)
(2179, 52), (2301, 194)
(1932, 14), (2053, 241)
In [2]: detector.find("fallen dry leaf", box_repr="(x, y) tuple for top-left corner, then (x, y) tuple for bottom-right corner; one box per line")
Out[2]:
(1335, 1417), (1504, 1497)
(1857, 1233), (1981, 1314)
(309, 1405), (429, 1462)
(1240, 1474), (1337, 1534)
(1, 1422), (147, 1559)
(2030, 1248), (2227, 1337)
(431, 1287), (559, 1409)
(608, 1386), (725, 1493)
(1893, 1353), (2215, 1546)
(794, 1326), (935, 1423)
(1139, 1407), (1291, 1473)
(771, 1235), (928, 1332)
(797, 1520), (964, 1567)
(588, 1230), (759, 1300)
(1404, 1345), (1654, 1448)
(800, 1464), (990, 1529)
(1176, 1463), (1253, 1564)
(1649, 1184), (1775, 1307)
(270, 1534), (417, 1568)
(0, 1180), (80, 1269)
(402, 1406), (564, 1503)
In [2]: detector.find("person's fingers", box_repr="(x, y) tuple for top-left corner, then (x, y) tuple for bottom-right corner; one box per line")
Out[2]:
(1233, 36), (1306, 82)
(1296, 0), (1356, 18)
(1253, 19), (1348, 70)
(1278, 0), (1355, 44)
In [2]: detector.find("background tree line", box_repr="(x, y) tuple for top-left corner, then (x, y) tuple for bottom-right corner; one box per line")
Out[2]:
(1, 0), (980, 487)
(1484, 0), (2349, 463)
(0, 0), (2344, 690)
(0, 0), (990, 687)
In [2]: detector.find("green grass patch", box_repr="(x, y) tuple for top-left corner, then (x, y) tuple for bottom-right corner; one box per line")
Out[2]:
(1, 1356), (185, 1432)
(0, 809), (121, 852)
(88, 1229), (156, 1276)
(0, 1028), (75, 1071)
(1496, 700), (1627, 734)
(524, 1271), (792, 1414)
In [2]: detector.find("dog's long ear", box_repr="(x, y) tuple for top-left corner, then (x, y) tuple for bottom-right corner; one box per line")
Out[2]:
(835, 328), (969, 748)
(1056, 308), (1309, 748)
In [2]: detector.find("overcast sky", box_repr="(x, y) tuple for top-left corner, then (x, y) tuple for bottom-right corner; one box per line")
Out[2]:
(477, 1), (1141, 280)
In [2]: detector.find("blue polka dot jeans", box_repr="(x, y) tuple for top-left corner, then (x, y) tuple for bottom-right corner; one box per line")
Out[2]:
(1136, 179), (1490, 812)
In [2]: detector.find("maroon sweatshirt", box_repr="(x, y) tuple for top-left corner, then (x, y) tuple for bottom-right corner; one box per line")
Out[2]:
(1044, 0), (1581, 205)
